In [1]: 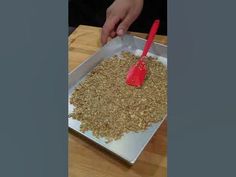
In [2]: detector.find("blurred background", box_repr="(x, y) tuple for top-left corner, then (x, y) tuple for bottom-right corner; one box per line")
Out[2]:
(69, 0), (167, 36)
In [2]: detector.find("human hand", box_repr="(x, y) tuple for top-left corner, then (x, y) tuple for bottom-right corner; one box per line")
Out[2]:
(101, 0), (143, 45)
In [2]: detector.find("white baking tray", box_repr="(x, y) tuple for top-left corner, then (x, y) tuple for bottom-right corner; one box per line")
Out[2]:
(68, 34), (167, 164)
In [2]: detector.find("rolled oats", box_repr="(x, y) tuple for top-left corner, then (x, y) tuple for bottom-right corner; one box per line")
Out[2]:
(70, 52), (167, 143)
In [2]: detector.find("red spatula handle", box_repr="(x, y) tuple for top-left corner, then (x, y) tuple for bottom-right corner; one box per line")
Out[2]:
(141, 20), (160, 58)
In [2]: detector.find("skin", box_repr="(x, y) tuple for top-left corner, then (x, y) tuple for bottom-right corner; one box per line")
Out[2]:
(101, 0), (144, 45)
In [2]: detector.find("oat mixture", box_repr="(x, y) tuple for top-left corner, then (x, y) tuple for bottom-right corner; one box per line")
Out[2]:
(69, 51), (167, 142)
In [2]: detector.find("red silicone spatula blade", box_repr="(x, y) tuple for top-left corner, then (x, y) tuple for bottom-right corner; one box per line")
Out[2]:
(126, 20), (160, 87)
(126, 59), (147, 87)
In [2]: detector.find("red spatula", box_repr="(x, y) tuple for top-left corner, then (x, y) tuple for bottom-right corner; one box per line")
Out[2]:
(126, 19), (160, 87)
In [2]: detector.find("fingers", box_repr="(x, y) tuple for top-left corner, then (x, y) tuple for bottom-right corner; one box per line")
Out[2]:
(110, 31), (116, 38)
(101, 0), (143, 44)
(101, 16), (120, 45)
(116, 14), (136, 36)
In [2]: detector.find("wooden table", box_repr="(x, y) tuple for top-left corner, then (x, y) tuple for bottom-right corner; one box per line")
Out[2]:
(69, 25), (167, 177)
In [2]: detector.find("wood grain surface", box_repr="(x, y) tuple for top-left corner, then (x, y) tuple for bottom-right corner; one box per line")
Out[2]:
(68, 25), (167, 177)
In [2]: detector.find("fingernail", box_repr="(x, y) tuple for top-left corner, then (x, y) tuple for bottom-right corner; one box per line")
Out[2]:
(117, 29), (124, 36)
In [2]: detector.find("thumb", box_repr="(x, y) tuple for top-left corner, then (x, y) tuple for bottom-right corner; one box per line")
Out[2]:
(116, 15), (134, 36)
